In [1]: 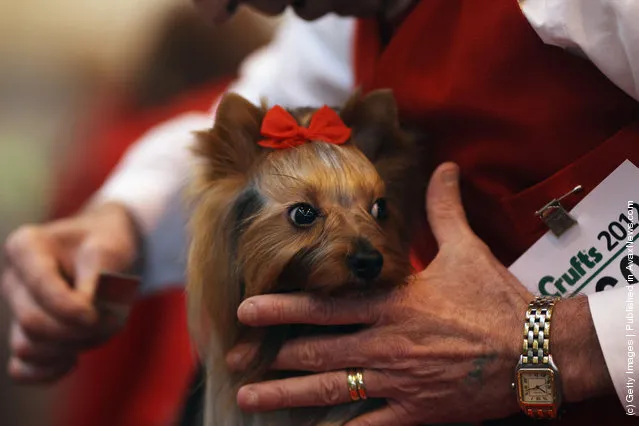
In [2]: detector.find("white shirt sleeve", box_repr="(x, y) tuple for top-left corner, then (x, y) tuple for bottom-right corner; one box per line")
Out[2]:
(92, 11), (355, 293)
(588, 288), (638, 415)
(521, 0), (639, 101)
(93, 11), (355, 235)
(521, 0), (639, 412)
(227, 10), (356, 109)
(91, 112), (212, 235)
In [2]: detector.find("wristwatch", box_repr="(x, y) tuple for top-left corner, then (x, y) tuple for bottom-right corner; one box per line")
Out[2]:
(513, 296), (563, 419)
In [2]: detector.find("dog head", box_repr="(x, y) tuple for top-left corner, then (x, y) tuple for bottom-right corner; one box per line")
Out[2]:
(187, 90), (424, 352)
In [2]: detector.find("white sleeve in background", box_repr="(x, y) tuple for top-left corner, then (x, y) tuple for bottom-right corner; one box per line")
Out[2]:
(91, 112), (212, 235)
(226, 10), (356, 109)
(94, 11), (355, 235)
(92, 11), (355, 293)
(521, 0), (639, 101)
(588, 289), (638, 415)
(522, 0), (639, 412)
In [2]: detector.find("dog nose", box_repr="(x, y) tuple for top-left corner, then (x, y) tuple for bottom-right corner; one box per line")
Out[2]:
(348, 248), (384, 281)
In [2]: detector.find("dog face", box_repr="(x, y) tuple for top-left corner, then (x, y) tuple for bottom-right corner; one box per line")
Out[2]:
(187, 89), (424, 353)
(236, 140), (410, 297)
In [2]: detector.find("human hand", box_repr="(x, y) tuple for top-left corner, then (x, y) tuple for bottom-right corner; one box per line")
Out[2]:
(227, 163), (534, 425)
(1, 203), (139, 384)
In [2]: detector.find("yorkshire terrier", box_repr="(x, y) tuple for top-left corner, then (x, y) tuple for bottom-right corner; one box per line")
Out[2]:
(186, 89), (427, 426)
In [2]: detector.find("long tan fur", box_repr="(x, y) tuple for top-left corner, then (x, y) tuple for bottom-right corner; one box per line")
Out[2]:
(187, 90), (427, 426)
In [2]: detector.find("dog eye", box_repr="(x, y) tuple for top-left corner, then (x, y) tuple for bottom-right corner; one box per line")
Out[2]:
(289, 203), (318, 227)
(370, 198), (388, 220)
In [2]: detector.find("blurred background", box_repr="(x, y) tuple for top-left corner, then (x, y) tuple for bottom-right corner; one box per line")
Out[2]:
(0, 1), (276, 424)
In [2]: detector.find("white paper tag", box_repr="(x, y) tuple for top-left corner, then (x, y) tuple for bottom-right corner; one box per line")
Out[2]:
(508, 160), (639, 298)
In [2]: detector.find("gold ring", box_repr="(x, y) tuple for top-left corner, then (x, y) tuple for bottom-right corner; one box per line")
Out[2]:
(346, 368), (367, 401)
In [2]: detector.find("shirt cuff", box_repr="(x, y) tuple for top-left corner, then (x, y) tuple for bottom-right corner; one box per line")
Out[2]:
(588, 288), (639, 415)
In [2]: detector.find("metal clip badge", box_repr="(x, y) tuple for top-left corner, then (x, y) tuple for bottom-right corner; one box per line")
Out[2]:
(535, 186), (583, 237)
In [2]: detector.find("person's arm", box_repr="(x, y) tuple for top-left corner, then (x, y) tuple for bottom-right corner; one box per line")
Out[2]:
(92, 11), (356, 293)
(521, 0), (639, 412)
(1, 11), (356, 384)
(94, 11), (355, 234)
(221, 166), (621, 425)
(553, 296), (616, 402)
(522, 0), (639, 101)
(91, 112), (211, 235)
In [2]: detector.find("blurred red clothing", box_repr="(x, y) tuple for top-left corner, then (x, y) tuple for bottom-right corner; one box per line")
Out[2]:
(355, 1), (638, 425)
(51, 79), (228, 219)
(52, 79), (229, 426)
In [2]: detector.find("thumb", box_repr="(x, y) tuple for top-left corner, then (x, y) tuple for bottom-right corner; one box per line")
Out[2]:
(426, 162), (473, 248)
(73, 239), (127, 298)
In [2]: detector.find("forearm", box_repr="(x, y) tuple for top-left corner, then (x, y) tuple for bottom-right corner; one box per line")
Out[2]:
(87, 111), (212, 294)
(80, 201), (146, 268)
(553, 296), (615, 402)
(92, 112), (211, 235)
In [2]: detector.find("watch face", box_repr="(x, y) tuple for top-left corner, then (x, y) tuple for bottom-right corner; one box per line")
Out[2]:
(519, 370), (555, 404)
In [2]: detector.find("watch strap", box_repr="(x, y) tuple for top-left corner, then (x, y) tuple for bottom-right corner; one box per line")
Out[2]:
(522, 296), (560, 365)
(524, 405), (557, 419)
(517, 296), (562, 420)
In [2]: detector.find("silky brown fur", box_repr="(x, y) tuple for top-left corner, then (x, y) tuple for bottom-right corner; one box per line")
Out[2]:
(187, 90), (427, 426)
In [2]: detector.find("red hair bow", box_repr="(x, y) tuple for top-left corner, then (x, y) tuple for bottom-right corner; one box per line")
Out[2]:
(258, 105), (351, 149)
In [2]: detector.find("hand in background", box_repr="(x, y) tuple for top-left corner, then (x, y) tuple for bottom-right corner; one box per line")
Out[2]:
(1, 203), (139, 384)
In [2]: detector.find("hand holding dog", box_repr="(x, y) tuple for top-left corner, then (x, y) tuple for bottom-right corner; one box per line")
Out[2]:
(229, 163), (535, 424)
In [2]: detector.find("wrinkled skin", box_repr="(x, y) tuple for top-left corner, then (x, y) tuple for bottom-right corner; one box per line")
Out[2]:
(1, 204), (138, 383)
(226, 164), (613, 425)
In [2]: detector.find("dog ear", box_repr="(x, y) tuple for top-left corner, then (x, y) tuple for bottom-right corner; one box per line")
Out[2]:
(340, 89), (403, 162)
(194, 92), (265, 181)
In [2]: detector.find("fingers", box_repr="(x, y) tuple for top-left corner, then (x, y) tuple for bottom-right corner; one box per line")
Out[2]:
(3, 268), (106, 384)
(2, 269), (93, 341)
(345, 405), (414, 426)
(9, 322), (76, 363)
(73, 237), (128, 297)
(8, 355), (77, 384)
(228, 331), (408, 373)
(237, 369), (388, 412)
(73, 242), (103, 297)
(3, 227), (96, 325)
(4, 290), (109, 384)
(228, 334), (367, 372)
(237, 293), (382, 327)
(273, 332), (406, 371)
(1, 211), (137, 386)
(426, 163), (473, 248)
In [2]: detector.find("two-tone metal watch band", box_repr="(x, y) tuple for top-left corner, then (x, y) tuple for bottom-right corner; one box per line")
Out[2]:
(521, 295), (561, 419)
(522, 296), (560, 365)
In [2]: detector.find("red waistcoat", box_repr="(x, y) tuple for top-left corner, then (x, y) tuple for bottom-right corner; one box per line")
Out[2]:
(355, 1), (639, 424)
